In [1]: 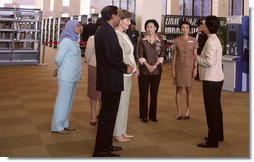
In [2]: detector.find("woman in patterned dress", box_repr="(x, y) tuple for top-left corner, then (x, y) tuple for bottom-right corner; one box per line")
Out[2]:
(172, 20), (198, 120)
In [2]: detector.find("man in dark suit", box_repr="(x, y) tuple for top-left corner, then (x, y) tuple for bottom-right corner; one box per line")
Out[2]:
(192, 19), (208, 80)
(81, 18), (97, 42)
(126, 21), (140, 59)
(93, 6), (134, 157)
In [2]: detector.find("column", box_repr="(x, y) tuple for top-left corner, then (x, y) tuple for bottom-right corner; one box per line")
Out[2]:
(166, 0), (181, 15)
(54, 0), (62, 17)
(212, 0), (229, 17)
(70, 0), (80, 16)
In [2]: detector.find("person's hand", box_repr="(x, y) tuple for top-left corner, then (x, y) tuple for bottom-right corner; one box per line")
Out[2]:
(127, 65), (134, 74)
(53, 68), (58, 77)
(148, 65), (157, 73)
(132, 68), (140, 78)
(192, 67), (197, 79)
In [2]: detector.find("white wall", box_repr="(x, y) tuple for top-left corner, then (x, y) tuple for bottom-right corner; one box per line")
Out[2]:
(54, 0), (62, 17)
(218, 0), (228, 17)
(90, 0), (111, 14)
(70, 0), (80, 16)
(135, 0), (162, 32)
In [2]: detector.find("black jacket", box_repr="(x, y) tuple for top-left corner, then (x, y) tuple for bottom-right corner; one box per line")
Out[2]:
(82, 23), (97, 42)
(192, 32), (208, 55)
(95, 22), (128, 92)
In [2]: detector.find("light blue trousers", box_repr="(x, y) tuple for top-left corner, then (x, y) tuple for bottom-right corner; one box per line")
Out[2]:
(51, 80), (77, 131)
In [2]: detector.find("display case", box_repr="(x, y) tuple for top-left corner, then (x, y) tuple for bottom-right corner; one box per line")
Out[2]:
(0, 7), (42, 65)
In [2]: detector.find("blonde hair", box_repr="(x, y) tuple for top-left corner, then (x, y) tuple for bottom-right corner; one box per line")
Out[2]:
(118, 9), (132, 20)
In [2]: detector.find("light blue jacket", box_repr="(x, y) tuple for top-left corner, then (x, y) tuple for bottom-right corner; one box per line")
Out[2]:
(55, 38), (82, 82)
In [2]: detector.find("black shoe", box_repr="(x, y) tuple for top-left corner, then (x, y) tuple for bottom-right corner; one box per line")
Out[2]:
(183, 115), (190, 120)
(204, 137), (224, 142)
(110, 145), (122, 152)
(142, 118), (148, 123)
(176, 116), (182, 120)
(197, 142), (218, 148)
(149, 118), (158, 122)
(93, 151), (120, 157)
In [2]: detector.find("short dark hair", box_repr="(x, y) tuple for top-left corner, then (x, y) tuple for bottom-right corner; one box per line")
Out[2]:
(131, 21), (136, 25)
(101, 5), (118, 22)
(96, 17), (103, 28)
(179, 20), (191, 30)
(88, 18), (92, 22)
(205, 15), (220, 34)
(144, 19), (159, 32)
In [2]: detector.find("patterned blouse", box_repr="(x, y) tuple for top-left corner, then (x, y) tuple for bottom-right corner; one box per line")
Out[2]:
(138, 35), (165, 75)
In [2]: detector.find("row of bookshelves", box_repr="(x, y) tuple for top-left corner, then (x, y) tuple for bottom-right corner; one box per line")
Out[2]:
(0, 7), (42, 65)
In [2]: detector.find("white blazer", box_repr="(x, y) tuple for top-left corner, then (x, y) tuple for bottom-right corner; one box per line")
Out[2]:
(197, 34), (224, 82)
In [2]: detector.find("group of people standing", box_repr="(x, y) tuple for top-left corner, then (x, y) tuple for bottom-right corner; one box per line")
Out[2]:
(50, 5), (225, 157)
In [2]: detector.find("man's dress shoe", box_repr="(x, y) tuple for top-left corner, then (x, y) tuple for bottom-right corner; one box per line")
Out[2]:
(204, 137), (223, 142)
(93, 151), (120, 157)
(110, 145), (122, 151)
(142, 118), (148, 123)
(149, 118), (158, 122)
(197, 142), (218, 148)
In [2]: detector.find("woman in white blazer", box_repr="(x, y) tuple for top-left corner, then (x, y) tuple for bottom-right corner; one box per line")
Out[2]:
(113, 9), (139, 142)
(196, 16), (224, 148)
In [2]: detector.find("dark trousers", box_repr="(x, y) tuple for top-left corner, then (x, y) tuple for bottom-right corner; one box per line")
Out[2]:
(203, 80), (224, 146)
(94, 91), (121, 152)
(138, 74), (161, 120)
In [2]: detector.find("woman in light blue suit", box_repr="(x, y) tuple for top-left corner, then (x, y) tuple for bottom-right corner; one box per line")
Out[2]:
(51, 20), (82, 134)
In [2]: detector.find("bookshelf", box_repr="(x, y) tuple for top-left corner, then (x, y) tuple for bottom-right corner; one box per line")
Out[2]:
(0, 7), (42, 65)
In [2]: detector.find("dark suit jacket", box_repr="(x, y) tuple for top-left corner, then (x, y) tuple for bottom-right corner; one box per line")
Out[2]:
(95, 22), (128, 92)
(82, 23), (97, 42)
(192, 32), (208, 55)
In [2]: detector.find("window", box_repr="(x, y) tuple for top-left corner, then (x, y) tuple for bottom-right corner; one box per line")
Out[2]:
(121, 0), (127, 9)
(179, 0), (184, 15)
(128, 0), (135, 13)
(179, 0), (212, 16)
(193, 0), (201, 16)
(231, 0), (244, 15)
(112, 0), (120, 7)
(112, 0), (136, 13)
(185, 0), (192, 16)
(202, 0), (212, 16)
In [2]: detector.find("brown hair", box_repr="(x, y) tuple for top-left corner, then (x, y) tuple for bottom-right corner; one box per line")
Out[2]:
(118, 9), (132, 20)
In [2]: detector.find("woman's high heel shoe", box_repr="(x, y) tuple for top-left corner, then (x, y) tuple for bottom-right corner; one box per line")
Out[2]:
(114, 136), (131, 142)
(183, 115), (190, 120)
(176, 115), (182, 120)
(123, 133), (134, 139)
